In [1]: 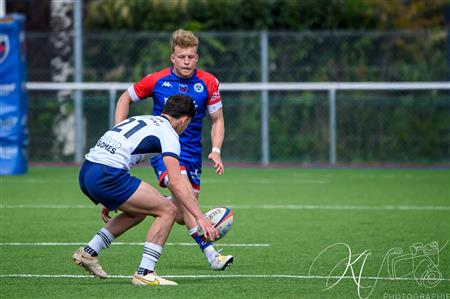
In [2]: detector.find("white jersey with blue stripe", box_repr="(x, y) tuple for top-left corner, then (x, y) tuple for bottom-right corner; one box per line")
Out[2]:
(85, 115), (180, 170)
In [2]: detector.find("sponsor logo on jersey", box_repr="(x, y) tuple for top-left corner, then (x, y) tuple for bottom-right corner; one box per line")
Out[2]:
(161, 81), (172, 88)
(0, 35), (10, 64)
(178, 84), (188, 94)
(96, 135), (122, 154)
(190, 168), (201, 180)
(194, 83), (204, 93)
(211, 91), (220, 101)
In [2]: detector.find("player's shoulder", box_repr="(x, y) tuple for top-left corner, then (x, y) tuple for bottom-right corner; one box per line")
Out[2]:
(136, 115), (165, 125)
(130, 115), (160, 129)
(154, 116), (177, 134)
(143, 67), (172, 81)
(131, 116), (176, 139)
(196, 69), (220, 85)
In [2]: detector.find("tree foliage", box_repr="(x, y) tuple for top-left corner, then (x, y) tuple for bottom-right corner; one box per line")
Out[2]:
(78, 0), (450, 164)
(85, 0), (448, 31)
(27, 0), (450, 163)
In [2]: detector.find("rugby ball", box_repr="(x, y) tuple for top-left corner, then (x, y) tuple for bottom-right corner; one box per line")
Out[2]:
(198, 207), (234, 242)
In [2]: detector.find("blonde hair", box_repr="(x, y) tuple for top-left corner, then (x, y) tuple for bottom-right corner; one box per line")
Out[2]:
(171, 29), (199, 52)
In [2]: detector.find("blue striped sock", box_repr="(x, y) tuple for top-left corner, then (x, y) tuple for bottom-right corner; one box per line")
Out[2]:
(83, 245), (98, 256)
(138, 242), (162, 273)
(85, 228), (115, 256)
(137, 267), (153, 276)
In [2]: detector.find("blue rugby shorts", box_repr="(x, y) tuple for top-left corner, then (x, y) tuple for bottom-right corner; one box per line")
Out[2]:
(151, 155), (201, 193)
(79, 160), (141, 210)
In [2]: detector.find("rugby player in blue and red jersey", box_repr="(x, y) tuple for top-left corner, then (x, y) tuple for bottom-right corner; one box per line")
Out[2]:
(114, 29), (233, 270)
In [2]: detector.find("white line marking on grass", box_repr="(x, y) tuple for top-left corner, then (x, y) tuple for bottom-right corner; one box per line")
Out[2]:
(206, 204), (450, 211)
(224, 204), (450, 211)
(0, 242), (269, 247)
(1, 274), (449, 282)
(204, 179), (329, 184)
(0, 204), (93, 209)
(1, 204), (448, 211)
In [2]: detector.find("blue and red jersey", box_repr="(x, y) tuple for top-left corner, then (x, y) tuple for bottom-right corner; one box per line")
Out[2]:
(127, 67), (223, 191)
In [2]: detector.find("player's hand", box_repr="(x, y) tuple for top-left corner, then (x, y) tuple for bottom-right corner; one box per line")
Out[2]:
(101, 207), (112, 223)
(197, 216), (219, 241)
(208, 151), (224, 175)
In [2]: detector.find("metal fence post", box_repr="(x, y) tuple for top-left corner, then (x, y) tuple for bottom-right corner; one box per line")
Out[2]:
(109, 89), (116, 128)
(329, 88), (337, 165)
(261, 30), (269, 165)
(0, 0), (5, 17)
(73, 0), (83, 163)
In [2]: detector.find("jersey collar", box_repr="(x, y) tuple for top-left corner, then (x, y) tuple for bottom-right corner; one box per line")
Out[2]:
(170, 66), (197, 80)
(159, 115), (178, 135)
(160, 114), (170, 122)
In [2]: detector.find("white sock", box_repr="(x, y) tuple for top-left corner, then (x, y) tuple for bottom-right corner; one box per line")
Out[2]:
(188, 226), (217, 262)
(204, 245), (218, 263)
(86, 228), (115, 255)
(139, 242), (162, 272)
(188, 227), (197, 235)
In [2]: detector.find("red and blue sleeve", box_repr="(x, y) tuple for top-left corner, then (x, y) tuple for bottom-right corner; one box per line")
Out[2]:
(197, 70), (223, 114)
(127, 68), (171, 102)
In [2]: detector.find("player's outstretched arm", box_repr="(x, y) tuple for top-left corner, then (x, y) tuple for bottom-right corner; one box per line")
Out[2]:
(163, 155), (218, 241)
(114, 90), (133, 125)
(208, 108), (225, 175)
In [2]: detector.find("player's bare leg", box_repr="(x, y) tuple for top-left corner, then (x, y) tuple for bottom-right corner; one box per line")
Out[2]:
(118, 182), (176, 245)
(116, 182), (178, 285)
(104, 212), (146, 236)
(169, 174), (234, 271)
(74, 181), (178, 284)
(73, 211), (146, 278)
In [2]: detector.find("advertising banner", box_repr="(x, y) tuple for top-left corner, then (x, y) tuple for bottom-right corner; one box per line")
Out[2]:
(0, 14), (28, 175)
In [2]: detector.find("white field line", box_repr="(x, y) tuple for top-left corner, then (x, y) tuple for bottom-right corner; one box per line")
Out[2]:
(4, 178), (328, 184)
(0, 204), (448, 211)
(0, 204), (94, 209)
(0, 273), (449, 282)
(204, 178), (329, 184)
(0, 242), (269, 247)
(223, 204), (450, 211)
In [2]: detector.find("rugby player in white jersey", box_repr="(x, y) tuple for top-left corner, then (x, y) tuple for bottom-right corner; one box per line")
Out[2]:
(72, 94), (218, 286)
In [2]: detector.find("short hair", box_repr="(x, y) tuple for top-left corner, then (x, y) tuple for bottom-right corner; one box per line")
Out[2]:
(171, 29), (198, 52)
(162, 94), (196, 119)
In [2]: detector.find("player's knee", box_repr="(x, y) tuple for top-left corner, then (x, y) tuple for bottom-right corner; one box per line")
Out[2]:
(163, 201), (177, 220)
(175, 212), (186, 225)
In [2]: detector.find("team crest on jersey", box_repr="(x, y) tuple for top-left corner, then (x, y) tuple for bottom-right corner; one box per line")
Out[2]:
(178, 84), (188, 94)
(194, 83), (204, 93)
(0, 35), (10, 64)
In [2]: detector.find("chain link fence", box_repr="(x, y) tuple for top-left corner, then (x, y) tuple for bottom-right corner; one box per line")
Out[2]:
(26, 31), (450, 164)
